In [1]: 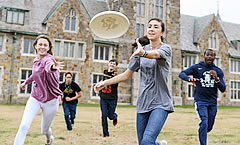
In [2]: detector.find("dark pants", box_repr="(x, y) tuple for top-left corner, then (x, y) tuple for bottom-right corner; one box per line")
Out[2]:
(100, 98), (118, 137)
(62, 102), (77, 130)
(195, 101), (217, 145)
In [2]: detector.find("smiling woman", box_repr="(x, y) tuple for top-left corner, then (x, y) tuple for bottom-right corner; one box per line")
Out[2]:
(14, 35), (64, 145)
(94, 18), (174, 145)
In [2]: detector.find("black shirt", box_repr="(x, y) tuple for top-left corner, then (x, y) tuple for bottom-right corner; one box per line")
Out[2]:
(60, 81), (81, 104)
(99, 70), (118, 100)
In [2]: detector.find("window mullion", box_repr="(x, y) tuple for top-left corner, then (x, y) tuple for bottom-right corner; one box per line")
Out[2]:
(103, 46), (106, 60)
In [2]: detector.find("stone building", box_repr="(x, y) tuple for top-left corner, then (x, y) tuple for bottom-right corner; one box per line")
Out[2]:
(180, 14), (240, 106)
(1, 0), (239, 106)
(0, 0), (181, 105)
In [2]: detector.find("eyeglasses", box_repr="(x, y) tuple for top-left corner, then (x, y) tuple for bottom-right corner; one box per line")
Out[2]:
(66, 77), (72, 79)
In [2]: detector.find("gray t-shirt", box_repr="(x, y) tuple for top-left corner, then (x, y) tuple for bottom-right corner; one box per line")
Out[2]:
(128, 44), (174, 113)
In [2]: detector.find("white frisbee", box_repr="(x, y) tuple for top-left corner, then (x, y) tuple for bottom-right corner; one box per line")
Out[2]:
(89, 11), (130, 39)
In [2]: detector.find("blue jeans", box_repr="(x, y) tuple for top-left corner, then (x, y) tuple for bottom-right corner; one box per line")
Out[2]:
(62, 102), (77, 130)
(100, 98), (118, 137)
(195, 101), (217, 145)
(137, 108), (168, 145)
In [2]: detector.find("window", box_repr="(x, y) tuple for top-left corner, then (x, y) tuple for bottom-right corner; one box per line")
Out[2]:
(183, 55), (196, 69)
(53, 40), (85, 59)
(23, 38), (35, 54)
(230, 59), (240, 73)
(140, 24), (144, 37)
(187, 83), (195, 99)
(155, 0), (163, 18)
(214, 57), (220, 67)
(136, 23), (144, 38)
(78, 43), (84, 59)
(209, 31), (217, 49)
(19, 69), (33, 94)
(94, 44), (110, 61)
(0, 35), (3, 52)
(54, 41), (60, 56)
(65, 9), (77, 31)
(136, 0), (145, 16)
(230, 81), (240, 100)
(59, 72), (76, 83)
(64, 42), (75, 58)
(92, 74), (104, 97)
(136, 23), (140, 38)
(7, 10), (24, 24)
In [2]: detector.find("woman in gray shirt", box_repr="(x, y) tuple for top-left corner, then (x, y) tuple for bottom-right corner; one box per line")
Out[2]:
(94, 18), (174, 145)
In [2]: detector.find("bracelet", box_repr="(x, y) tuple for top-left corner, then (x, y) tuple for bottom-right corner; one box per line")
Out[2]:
(141, 50), (148, 57)
(215, 80), (220, 83)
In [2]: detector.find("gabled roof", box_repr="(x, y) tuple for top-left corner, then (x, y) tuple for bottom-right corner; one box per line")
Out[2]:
(41, 0), (114, 42)
(180, 14), (214, 53)
(42, 0), (109, 24)
(42, 0), (65, 24)
(221, 21), (240, 58)
(193, 14), (214, 43)
(81, 0), (109, 18)
(221, 21), (240, 41)
(181, 13), (240, 58)
(180, 14), (199, 53)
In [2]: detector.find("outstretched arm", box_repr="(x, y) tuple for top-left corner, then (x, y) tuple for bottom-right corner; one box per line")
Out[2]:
(179, 65), (199, 87)
(94, 69), (134, 94)
(130, 39), (162, 60)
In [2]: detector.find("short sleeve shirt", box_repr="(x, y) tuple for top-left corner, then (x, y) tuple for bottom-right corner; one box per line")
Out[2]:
(128, 44), (174, 113)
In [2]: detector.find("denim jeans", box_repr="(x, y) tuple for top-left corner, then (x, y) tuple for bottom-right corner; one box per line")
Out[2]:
(62, 102), (77, 130)
(100, 98), (118, 137)
(137, 108), (168, 145)
(195, 101), (217, 145)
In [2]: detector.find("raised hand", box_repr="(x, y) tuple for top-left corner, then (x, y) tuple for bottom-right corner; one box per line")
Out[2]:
(113, 71), (118, 77)
(209, 70), (218, 81)
(189, 78), (200, 87)
(93, 81), (106, 94)
(20, 82), (26, 90)
(129, 38), (145, 60)
(52, 58), (64, 70)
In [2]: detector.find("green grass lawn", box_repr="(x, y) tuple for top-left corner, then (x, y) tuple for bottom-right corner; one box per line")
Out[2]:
(1, 104), (240, 145)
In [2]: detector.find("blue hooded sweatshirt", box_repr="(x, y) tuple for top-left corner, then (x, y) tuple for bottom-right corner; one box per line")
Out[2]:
(179, 61), (226, 104)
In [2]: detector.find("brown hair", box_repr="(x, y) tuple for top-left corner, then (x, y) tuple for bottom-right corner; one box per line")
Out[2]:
(132, 35), (150, 49)
(33, 35), (53, 55)
(65, 72), (73, 77)
(109, 59), (118, 66)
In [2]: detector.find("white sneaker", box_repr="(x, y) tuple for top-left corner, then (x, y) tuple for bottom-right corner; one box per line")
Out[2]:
(160, 140), (167, 145)
(45, 136), (54, 145)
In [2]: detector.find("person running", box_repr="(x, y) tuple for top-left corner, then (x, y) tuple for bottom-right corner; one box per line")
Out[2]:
(178, 49), (226, 145)
(94, 18), (174, 145)
(60, 72), (82, 131)
(14, 35), (64, 145)
(98, 59), (119, 137)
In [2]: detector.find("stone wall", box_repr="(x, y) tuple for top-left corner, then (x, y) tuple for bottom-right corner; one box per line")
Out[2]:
(165, 0), (182, 105)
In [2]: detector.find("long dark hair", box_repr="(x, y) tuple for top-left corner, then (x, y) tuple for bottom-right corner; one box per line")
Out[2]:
(132, 35), (150, 49)
(148, 18), (165, 42)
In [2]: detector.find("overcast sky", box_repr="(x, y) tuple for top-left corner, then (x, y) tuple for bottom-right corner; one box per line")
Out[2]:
(180, 0), (240, 24)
